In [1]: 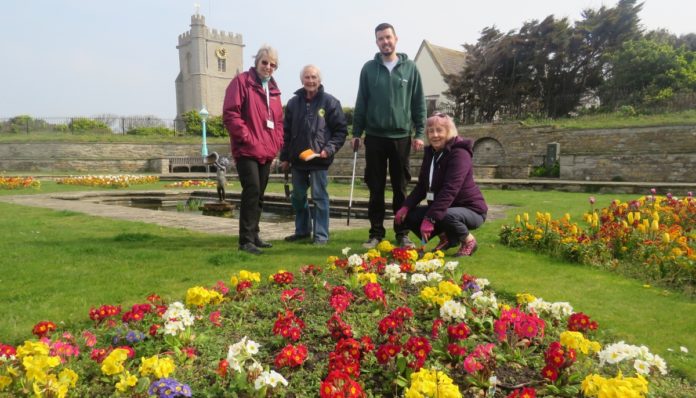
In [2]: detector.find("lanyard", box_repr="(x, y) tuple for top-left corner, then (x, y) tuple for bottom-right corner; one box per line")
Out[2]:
(428, 152), (444, 191)
(264, 84), (271, 121)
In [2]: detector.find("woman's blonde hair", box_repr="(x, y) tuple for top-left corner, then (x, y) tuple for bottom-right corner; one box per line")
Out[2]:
(426, 112), (458, 140)
(254, 45), (279, 69)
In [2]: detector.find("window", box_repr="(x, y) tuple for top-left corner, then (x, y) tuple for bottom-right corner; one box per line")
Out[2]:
(218, 58), (226, 72)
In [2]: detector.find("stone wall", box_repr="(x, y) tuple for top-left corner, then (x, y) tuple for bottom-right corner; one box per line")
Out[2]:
(0, 143), (230, 173)
(2, 124), (695, 184)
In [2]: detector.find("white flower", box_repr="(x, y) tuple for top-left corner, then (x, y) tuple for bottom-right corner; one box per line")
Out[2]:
(348, 254), (363, 267)
(410, 274), (428, 284)
(428, 259), (443, 271)
(633, 359), (651, 375)
(426, 272), (443, 282)
(161, 301), (194, 336)
(440, 300), (467, 322)
(254, 370), (288, 390)
(444, 261), (459, 272)
(680, 346), (689, 353)
(475, 278), (490, 289)
(342, 247), (351, 256)
(247, 361), (263, 374)
(227, 336), (260, 369)
(384, 263), (406, 283)
(245, 339), (260, 355)
(471, 291), (498, 311)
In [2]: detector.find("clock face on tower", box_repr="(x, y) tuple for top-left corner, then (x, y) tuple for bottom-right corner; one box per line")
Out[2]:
(215, 47), (227, 59)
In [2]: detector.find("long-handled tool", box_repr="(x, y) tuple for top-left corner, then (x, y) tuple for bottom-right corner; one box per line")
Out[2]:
(347, 141), (359, 226)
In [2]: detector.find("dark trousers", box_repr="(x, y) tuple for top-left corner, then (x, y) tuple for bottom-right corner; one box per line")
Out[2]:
(235, 157), (271, 246)
(403, 206), (485, 243)
(364, 135), (412, 239)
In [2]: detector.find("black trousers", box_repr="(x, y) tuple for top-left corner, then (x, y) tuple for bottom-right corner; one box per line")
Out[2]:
(235, 157), (271, 246)
(364, 135), (412, 239)
(403, 206), (486, 243)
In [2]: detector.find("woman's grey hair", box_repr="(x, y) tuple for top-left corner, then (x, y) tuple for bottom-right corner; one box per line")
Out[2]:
(299, 65), (322, 82)
(427, 112), (459, 140)
(254, 45), (279, 69)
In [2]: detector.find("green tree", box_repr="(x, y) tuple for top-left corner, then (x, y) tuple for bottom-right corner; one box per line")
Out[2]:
(181, 110), (226, 137)
(601, 38), (696, 108)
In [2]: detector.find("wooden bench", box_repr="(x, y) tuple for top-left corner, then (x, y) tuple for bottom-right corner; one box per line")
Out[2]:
(169, 156), (208, 173)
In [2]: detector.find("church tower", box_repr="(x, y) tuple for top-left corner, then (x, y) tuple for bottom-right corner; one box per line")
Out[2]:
(175, 13), (244, 118)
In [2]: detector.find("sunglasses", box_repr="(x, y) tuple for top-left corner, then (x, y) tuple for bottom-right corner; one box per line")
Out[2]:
(261, 60), (277, 69)
(431, 112), (449, 118)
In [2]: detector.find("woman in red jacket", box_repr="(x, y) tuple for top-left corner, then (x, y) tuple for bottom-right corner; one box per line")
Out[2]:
(223, 45), (284, 254)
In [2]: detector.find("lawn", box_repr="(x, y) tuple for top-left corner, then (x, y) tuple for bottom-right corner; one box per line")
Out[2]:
(0, 180), (694, 386)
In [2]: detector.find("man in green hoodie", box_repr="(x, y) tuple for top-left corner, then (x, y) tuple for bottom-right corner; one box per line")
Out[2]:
(352, 22), (426, 249)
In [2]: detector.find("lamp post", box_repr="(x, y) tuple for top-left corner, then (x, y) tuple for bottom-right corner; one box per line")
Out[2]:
(200, 106), (209, 158)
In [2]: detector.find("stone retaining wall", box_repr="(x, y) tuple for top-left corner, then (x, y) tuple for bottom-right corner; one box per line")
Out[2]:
(2, 124), (695, 183)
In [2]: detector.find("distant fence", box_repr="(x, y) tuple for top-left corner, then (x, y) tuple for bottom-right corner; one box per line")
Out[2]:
(0, 116), (187, 135)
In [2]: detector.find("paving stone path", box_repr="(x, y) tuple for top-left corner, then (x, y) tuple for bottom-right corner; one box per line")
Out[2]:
(0, 190), (506, 241)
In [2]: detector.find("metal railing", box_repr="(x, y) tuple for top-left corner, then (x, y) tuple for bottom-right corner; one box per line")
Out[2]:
(0, 116), (187, 135)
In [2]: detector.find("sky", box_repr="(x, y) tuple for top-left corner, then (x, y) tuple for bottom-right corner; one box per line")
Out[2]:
(1, 0), (694, 120)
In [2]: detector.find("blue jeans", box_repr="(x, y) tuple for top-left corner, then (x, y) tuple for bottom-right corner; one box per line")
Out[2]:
(291, 168), (329, 242)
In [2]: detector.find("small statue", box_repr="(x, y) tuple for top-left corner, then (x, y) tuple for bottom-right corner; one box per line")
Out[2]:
(214, 156), (230, 202)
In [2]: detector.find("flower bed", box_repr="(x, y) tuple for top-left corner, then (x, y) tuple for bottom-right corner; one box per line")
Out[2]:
(164, 180), (217, 188)
(0, 243), (687, 397)
(0, 176), (40, 190)
(55, 175), (159, 188)
(500, 191), (696, 293)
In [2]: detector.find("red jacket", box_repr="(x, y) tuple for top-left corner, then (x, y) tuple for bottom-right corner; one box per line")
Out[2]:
(222, 67), (284, 163)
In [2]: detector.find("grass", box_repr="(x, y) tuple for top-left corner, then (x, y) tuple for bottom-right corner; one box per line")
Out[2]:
(0, 183), (695, 382)
(519, 109), (696, 129)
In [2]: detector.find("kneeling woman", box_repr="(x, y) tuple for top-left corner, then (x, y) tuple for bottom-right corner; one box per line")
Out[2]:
(395, 112), (488, 256)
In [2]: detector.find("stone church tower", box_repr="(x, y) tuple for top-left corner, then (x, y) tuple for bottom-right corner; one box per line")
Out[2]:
(175, 13), (244, 118)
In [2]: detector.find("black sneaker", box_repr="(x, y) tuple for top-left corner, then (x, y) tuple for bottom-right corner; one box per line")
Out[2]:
(239, 242), (262, 255)
(255, 238), (272, 248)
(284, 233), (311, 242)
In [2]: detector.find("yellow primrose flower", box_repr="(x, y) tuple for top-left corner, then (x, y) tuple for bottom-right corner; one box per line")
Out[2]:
(16, 341), (50, 358)
(139, 355), (176, 378)
(0, 375), (12, 390)
(516, 293), (537, 305)
(560, 331), (601, 355)
(101, 348), (129, 376)
(376, 240), (394, 253)
(58, 368), (78, 388)
(115, 370), (138, 392)
(357, 272), (378, 285)
(239, 270), (261, 283)
(365, 248), (381, 260)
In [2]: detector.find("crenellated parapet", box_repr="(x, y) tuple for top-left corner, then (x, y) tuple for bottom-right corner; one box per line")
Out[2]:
(178, 24), (243, 46)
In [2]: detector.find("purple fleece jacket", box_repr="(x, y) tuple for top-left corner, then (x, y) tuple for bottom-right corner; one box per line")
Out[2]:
(402, 136), (488, 222)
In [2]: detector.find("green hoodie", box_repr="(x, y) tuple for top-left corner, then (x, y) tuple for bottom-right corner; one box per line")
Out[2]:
(353, 53), (426, 140)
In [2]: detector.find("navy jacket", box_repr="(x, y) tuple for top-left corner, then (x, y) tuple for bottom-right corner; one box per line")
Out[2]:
(280, 85), (348, 170)
(403, 136), (488, 222)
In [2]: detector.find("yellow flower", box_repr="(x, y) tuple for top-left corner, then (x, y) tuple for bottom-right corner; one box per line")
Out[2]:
(516, 293), (537, 305)
(376, 240), (394, 253)
(357, 272), (377, 285)
(650, 219), (659, 232)
(115, 370), (138, 392)
(16, 341), (50, 358)
(239, 270), (261, 283)
(0, 375), (12, 390)
(139, 355), (176, 378)
(560, 331), (601, 355)
(58, 368), (78, 388)
(101, 348), (129, 376)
